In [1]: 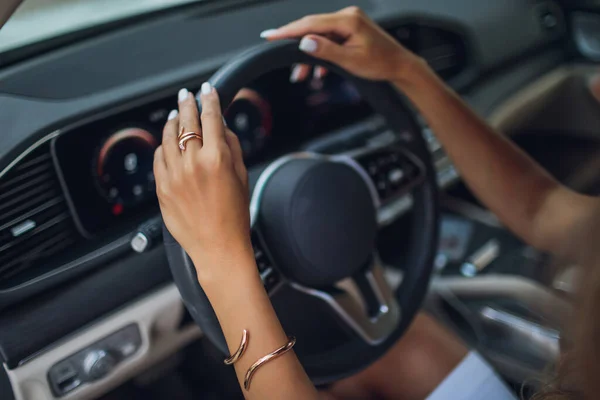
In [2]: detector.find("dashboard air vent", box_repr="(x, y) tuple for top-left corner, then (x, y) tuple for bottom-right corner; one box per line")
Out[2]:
(387, 23), (469, 81)
(0, 142), (80, 284)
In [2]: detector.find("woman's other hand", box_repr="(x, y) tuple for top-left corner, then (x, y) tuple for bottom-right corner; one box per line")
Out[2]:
(260, 7), (425, 86)
(154, 83), (252, 280)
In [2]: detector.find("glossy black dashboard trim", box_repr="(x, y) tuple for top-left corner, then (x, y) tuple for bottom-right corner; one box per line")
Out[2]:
(44, 75), (210, 240)
(0, 235), (131, 311)
(378, 14), (481, 92)
(0, 247), (172, 369)
(51, 135), (93, 239)
(0, 131), (59, 180)
(0, 76), (210, 309)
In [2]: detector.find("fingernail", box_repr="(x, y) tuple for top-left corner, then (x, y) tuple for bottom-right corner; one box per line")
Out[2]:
(314, 66), (326, 79)
(222, 116), (228, 127)
(260, 29), (278, 39)
(178, 88), (189, 102)
(299, 37), (318, 53)
(167, 109), (178, 120)
(201, 82), (212, 95)
(290, 65), (303, 83)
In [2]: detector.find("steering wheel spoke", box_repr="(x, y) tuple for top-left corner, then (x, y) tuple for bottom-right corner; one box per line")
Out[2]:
(251, 229), (283, 295)
(290, 254), (400, 345)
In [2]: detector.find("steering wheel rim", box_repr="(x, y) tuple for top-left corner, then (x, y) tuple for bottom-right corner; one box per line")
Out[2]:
(163, 39), (440, 384)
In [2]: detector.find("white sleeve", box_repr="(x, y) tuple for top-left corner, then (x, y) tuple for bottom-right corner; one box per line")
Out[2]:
(426, 351), (517, 400)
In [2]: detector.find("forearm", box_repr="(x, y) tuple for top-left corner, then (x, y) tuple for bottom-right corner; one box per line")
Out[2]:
(192, 249), (318, 400)
(393, 61), (596, 255)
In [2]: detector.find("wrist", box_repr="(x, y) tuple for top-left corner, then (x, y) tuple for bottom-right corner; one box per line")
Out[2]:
(189, 239), (257, 284)
(391, 55), (455, 110)
(390, 54), (437, 93)
(195, 250), (268, 313)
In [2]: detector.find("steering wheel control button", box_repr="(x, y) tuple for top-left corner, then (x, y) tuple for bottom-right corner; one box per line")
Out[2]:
(251, 231), (282, 293)
(47, 324), (141, 396)
(83, 350), (117, 381)
(388, 168), (405, 185)
(259, 159), (377, 287)
(358, 147), (425, 203)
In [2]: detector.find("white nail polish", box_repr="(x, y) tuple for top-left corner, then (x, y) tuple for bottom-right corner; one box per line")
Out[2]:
(290, 65), (303, 83)
(167, 109), (178, 120)
(178, 88), (189, 102)
(299, 37), (318, 53)
(260, 29), (278, 39)
(201, 82), (212, 95)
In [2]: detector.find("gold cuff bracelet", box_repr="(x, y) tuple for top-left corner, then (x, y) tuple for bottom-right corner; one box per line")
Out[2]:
(224, 329), (249, 365)
(244, 336), (296, 390)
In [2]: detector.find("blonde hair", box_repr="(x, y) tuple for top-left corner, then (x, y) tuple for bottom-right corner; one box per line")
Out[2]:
(532, 208), (600, 400)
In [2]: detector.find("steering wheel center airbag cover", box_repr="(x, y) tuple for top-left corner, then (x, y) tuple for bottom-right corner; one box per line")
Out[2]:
(259, 159), (377, 287)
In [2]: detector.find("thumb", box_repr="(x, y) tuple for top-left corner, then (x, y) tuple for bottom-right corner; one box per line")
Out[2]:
(298, 35), (353, 69)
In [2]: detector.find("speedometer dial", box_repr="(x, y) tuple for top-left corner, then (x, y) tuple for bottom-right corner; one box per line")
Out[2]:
(95, 128), (157, 214)
(225, 88), (272, 157)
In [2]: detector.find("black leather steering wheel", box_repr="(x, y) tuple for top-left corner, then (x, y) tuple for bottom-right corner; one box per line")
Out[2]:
(164, 39), (439, 385)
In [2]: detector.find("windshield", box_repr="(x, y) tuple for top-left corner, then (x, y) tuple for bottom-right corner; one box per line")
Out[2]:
(0, 0), (201, 55)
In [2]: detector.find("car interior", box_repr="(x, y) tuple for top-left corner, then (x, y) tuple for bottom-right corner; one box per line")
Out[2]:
(0, 0), (600, 399)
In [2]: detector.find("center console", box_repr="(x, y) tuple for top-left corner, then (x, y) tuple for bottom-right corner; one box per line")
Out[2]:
(427, 194), (565, 386)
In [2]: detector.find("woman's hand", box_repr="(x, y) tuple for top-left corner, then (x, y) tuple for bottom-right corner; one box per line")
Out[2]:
(154, 83), (253, 279)
(155, 87), (317, 400)
(260, 6), (426, 86)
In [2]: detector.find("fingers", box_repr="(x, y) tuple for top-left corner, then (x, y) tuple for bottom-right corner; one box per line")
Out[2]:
(290, 64), (311, 83)
(290, 64), (329, 83)
(153, 145), (167, 179)
(162, 109), (181, 167)
(260, 8), (363, 41)
(177, 88), (203, 153)
(198, 82), (227, 150)
(225, 129), (248, 188)
(314, 66), (329, 80)
(262, 8), (367, 74)
(298, 35), (350, 65)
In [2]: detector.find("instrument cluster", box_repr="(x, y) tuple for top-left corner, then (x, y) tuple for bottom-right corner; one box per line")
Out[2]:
(52, 68), (373, 237)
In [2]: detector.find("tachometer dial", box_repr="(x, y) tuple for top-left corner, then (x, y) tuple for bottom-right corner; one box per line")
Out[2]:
(225, 88), (272, 157)
(95, 128), (158, 214)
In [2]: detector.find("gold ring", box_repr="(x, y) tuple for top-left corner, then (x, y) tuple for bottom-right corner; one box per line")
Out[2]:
(178, 133), (203, 151)
(178, 125), (201, 140)
(179, 132), (203, 142)
(224, 329), (249, 365)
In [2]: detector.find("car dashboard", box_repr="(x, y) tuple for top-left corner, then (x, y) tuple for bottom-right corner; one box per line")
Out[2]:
(0, 0), (594, 398)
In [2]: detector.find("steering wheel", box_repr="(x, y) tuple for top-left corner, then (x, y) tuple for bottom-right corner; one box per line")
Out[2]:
(164, 39), (439, 385)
